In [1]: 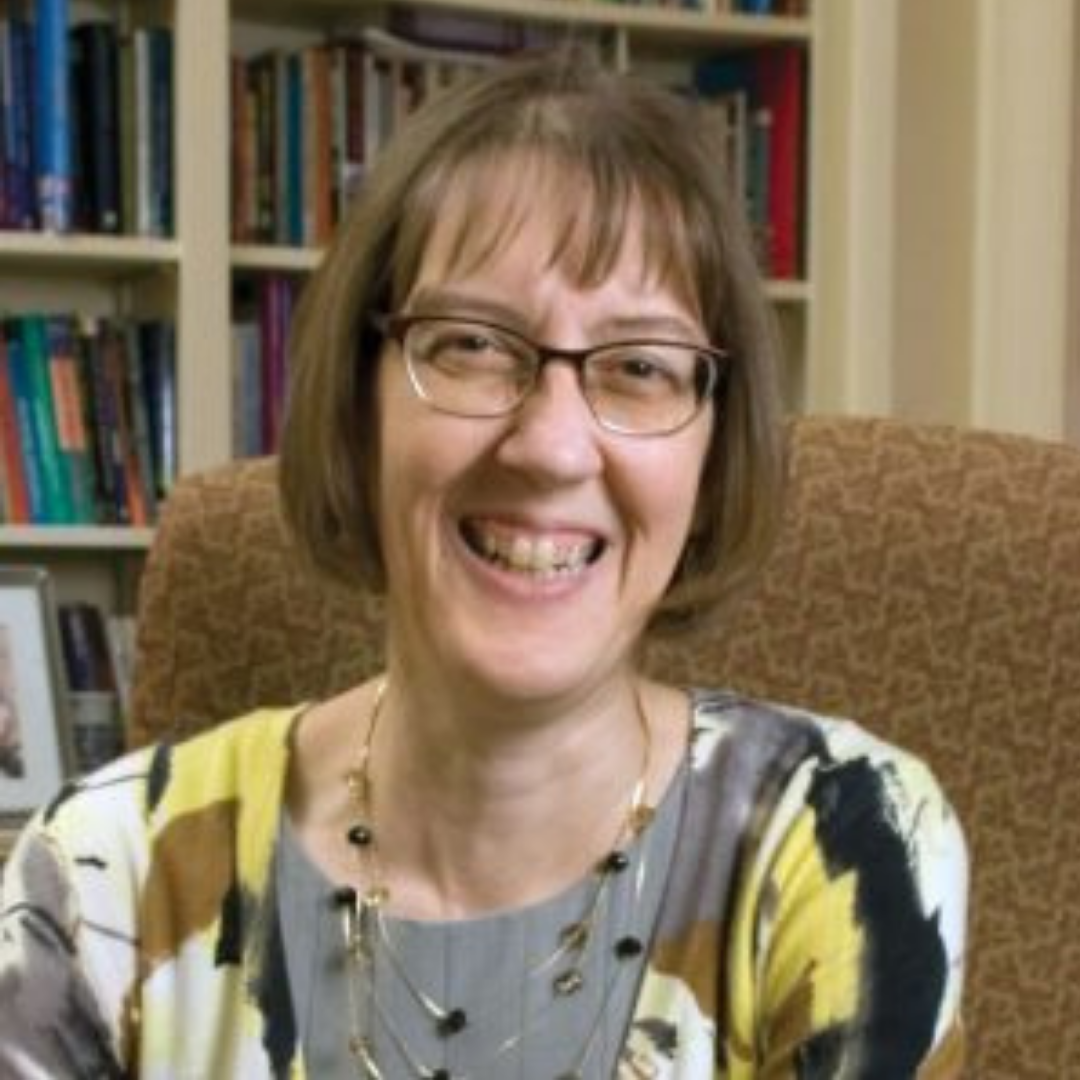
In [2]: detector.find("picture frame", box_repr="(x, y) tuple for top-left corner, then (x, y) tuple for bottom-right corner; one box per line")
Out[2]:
(0, 566), (73, 815)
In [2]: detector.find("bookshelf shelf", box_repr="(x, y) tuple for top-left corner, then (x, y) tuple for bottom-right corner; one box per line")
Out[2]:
(0, 232), (179, 273)
(235, 0), (812, 44)
(232, 244), (324, 273)
(0, 526), (155, 552)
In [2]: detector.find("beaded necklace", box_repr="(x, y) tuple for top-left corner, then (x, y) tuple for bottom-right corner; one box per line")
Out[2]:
(334, 678), (658, 1080)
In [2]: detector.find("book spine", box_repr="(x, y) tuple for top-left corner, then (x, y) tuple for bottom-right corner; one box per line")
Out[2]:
(4, 321), (47, 521)
(82, 318), (127, 524)
(35, 0), (72, 232)
(9, 17), (37, 229)
(148, 26), (173, 236)
(19, 313), (74, 522)
(132, 27), (151, 235)
(0, 333), (31, 521)
(757, 46), (804, 279)
(46, 315), (97, 523)
(137, 320), (176, 500)
(117, 29), (136, 233)
(285, 52), (303, 245)
(71, 21), (121, 234)
(99, 320), (145, 525)
(57, 601), (116, 691)
(122, 323), (159, 522)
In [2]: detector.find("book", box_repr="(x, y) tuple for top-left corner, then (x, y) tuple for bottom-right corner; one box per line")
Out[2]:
(70, 20), (121, 233)
(99, 319), (149, 525)
(122, 323), (159, 523)
(5, 15), (37, 230)
(132, 25), (173, 237)
(57, 601), (116, 692)
(137, 320), (177, 501)
(230, 318), (262, 458)
(45, 315), (97, 522)
(147, 25), (173, 236)
(694, 45), (805, 278)
(78, 316), (126, 524)
(3, 321), (47, 521)
(34, 0), (73, 232)
(12, 314), (72, 522)
(0, 333), (31, 522)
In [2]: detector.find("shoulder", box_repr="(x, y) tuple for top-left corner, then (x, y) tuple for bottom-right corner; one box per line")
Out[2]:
(14, 706), (303, 882)
(686, 687), (967, 890)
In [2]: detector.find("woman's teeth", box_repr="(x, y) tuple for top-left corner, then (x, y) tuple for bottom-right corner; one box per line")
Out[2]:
(468, 526), (599, 577)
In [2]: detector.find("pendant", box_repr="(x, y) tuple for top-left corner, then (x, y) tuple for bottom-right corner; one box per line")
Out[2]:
(437, 1007), (469, 1036)
(553, 969), (585, 996)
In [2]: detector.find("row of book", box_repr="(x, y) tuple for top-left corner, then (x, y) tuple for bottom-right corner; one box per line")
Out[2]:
(0, 1), (173, 235)
(231, 22), (805, 279)
(696, 46), (806, 280)
(231, 27), (497, 248)
(231, 274), (302, 458)
(0, 313), (177, 526)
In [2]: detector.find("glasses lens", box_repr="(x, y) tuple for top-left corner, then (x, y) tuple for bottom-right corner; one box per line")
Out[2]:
(403, 319), (532, 417)
(585, 344), (713, 435)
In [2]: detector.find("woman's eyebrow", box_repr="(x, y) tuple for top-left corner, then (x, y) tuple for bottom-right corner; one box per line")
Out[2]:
(406, 288), (703, 343)
(404, 288), (525, 328)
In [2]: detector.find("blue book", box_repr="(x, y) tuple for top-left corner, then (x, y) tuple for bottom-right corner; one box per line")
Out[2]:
(34, 0), (73, 232)
(8, 17), (37, 229)
(19, 313), (74, 522)
(147, 25), (173, 237)
(286, 51), (304, 246)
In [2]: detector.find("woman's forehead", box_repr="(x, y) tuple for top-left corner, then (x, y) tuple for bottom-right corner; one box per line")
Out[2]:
(409, 153), (697, 307)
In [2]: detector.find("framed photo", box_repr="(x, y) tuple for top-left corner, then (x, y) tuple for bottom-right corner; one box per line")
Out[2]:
(0, 566), (73, 814)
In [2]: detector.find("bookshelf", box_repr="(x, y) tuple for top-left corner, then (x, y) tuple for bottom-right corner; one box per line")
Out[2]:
(0, 1), (833, 829)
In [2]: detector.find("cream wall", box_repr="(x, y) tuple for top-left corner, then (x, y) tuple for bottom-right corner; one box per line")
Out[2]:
(892, 0), (1077, 442)
(811, 0), (1077, 444)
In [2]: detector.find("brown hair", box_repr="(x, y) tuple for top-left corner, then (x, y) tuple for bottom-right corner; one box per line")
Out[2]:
(279, 46), (786, 637)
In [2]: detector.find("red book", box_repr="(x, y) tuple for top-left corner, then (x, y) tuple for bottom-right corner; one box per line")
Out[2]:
(0, 335), (31, 521)
(755, 46), (804, 279)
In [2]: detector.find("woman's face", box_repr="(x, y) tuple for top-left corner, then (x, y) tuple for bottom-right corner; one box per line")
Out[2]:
(374, 188), (714, 708)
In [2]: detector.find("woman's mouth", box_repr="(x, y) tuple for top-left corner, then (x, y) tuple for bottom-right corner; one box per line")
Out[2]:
(460, 520), (604, 579)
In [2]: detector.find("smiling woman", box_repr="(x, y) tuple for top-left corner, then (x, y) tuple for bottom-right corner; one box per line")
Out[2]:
(0, 46), (968, 1079)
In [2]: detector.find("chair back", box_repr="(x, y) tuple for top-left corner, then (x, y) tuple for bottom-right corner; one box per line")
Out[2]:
(130, 415), (1080, 1078)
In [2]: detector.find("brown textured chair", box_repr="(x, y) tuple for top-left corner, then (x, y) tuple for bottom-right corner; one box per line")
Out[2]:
(129, 415), (1080, 1080)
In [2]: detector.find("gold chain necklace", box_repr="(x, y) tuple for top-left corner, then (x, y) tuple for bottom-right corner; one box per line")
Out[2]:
(335, 677), (658, 1080)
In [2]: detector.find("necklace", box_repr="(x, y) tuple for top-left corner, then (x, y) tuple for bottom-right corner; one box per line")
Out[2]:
(335, 677), (658, 1080)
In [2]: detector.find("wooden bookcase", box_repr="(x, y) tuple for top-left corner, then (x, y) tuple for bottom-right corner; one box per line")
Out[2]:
(0, 0), (835, 849)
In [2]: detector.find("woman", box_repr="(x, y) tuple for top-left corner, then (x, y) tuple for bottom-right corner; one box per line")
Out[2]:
(0, 49), (966, 1077)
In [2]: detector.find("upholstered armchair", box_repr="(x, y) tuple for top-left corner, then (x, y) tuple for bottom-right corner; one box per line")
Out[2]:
(129, 415), (1080, 1079)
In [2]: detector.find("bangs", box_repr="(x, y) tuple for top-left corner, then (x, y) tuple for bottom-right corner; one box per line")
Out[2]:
(392, 148), (704, 318)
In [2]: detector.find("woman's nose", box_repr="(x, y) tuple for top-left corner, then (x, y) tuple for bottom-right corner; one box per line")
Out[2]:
(493, 362), (603, 485)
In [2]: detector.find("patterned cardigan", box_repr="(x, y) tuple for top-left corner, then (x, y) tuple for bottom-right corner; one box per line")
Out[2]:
(0, 691), (967, 1078)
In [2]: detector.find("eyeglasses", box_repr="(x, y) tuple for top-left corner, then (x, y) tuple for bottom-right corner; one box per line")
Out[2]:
(375, 314), (726, 437)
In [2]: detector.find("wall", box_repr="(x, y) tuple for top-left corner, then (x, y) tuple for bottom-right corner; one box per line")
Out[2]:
(892, 0), (1077, 442)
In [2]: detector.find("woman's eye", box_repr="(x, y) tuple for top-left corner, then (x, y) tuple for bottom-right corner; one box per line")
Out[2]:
(619, 356), (666, 380)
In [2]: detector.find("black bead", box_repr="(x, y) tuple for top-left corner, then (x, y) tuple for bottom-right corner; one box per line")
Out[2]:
(437, 1007), (468, 1036)
(615, 935), (644, 959)
(427, 1070), (451, 1080)
(602, 850), (630, 873)
(347, 822), (374, 847)
(331, 885), (357, 908)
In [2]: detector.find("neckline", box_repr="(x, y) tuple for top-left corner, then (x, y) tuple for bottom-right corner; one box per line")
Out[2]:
(278, 755), (690, 930)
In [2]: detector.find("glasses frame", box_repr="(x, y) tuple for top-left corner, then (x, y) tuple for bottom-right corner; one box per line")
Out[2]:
(374, 312), (727, 437)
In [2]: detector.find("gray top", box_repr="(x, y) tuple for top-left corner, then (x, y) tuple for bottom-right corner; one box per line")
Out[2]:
(276, 763), (688, 1079)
